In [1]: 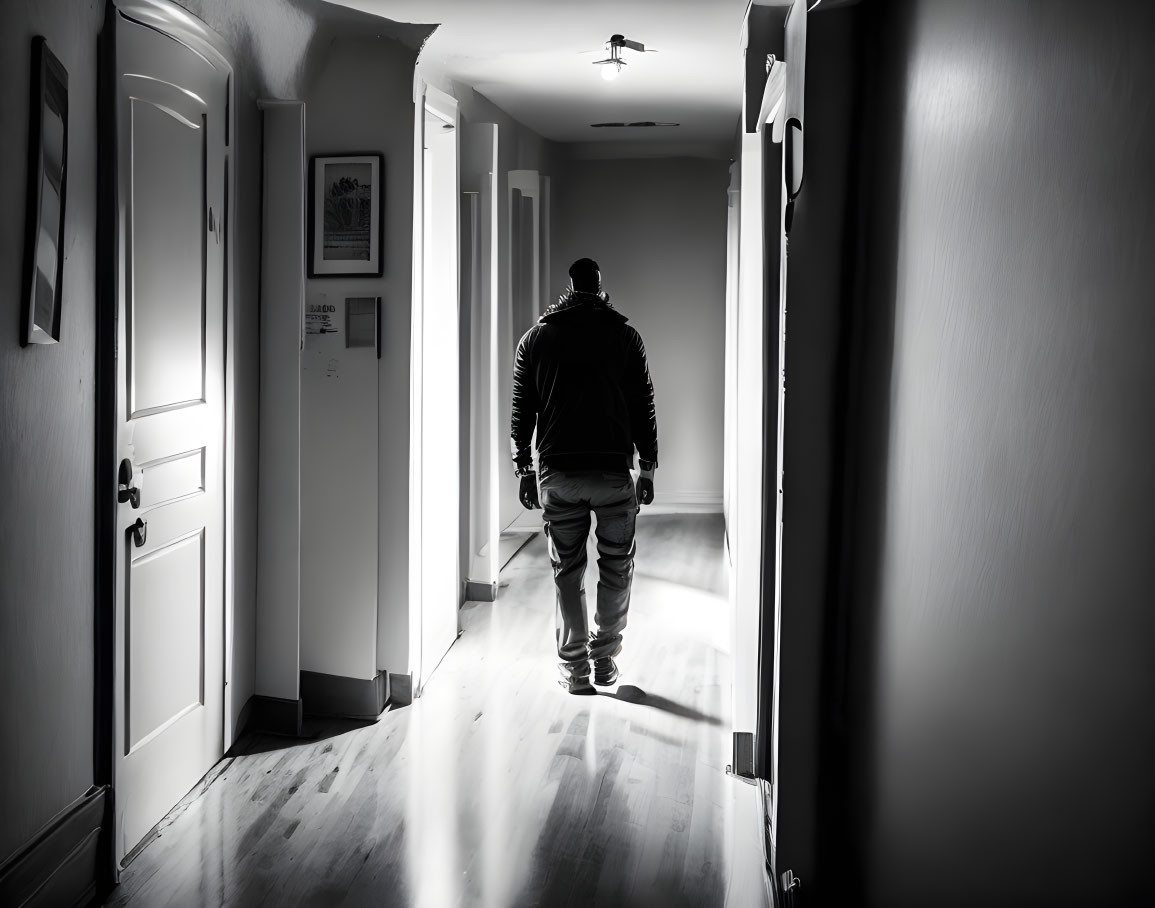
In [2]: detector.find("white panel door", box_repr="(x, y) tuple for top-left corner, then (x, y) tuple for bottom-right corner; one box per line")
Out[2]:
(112, 11), (228, 863)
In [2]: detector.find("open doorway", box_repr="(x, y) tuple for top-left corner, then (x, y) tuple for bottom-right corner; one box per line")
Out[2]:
(497, 170), (546, 556)
(459, 122), (500, 600)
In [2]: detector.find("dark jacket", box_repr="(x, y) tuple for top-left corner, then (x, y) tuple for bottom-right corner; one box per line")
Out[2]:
(511, 290), (658, 475)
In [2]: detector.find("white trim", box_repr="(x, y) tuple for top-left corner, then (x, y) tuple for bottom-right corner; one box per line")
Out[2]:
(724, 174), (741, 534)
(221, 43), (238, 753)
(507, 491), (722, 530)
(760, 60), (789, 139)
(639, 492), (723, 516)
(463, 124), (502, 589)
(423, 83), (458, 123)
(410, 83), (462, 697)
(484, 136), (501, 586)
(408, 81), (425, 695)
(733, 128), (767, 746)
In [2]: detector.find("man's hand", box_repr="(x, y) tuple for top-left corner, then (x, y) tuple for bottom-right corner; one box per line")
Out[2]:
(636, 468), (655, 506)
(519, 473), (540, 510)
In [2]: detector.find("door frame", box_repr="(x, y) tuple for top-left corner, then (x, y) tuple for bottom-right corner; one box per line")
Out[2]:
(96, 0), (237, 877)
(460, 123), (500, 594)
(409, 81), (462, 696)
(502, 169), (546, 535)
(730, 0), (807, 891)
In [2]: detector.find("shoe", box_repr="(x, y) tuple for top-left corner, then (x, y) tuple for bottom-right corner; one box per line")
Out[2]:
(559, 662), (595, 694)
(592, 657), (619, 687)
(559, 675), (595, 695)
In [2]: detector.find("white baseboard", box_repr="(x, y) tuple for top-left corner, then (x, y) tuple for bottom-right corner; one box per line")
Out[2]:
(508, 491), (722, 524)
(641, 491), (723, 515)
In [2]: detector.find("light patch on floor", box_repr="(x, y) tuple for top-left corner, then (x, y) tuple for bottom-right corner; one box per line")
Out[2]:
(107, 514), (771, 907)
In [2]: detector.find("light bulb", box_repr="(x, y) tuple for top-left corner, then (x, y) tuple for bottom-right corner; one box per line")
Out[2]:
(601, 64), (620, 82)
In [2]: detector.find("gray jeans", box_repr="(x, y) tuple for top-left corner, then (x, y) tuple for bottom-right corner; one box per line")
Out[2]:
(539, 469), (637, 681)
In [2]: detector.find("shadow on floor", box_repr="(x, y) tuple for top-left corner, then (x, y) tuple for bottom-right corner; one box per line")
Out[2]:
(600, 684), (723, 726)
(228, 715), (382, 757)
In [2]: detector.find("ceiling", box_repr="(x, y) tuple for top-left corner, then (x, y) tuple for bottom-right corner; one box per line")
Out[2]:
(321, 0), (756, 151)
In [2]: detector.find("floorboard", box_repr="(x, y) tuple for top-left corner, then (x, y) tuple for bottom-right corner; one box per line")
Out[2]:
(106, 513), (769, 907)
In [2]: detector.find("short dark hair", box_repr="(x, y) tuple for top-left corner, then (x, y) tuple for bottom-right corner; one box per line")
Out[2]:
(568, 257), (601, 292)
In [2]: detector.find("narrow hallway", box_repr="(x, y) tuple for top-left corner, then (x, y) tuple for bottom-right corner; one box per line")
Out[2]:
(106, 515), (740, 907)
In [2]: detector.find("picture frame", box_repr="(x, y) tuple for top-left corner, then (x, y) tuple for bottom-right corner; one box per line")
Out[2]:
(21, 36), (68, 346)
(308, 153), (384, 277)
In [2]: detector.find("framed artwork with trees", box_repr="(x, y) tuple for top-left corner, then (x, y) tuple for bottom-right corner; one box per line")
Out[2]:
(308, 154), (383, 277)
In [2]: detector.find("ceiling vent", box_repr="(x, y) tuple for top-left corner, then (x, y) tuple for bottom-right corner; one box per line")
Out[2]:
(590, 121), (680, 128)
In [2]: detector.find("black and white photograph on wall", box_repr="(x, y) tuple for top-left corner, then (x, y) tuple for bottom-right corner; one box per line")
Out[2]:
(21, 36), (68, 346)
(308, 153), (383, 277)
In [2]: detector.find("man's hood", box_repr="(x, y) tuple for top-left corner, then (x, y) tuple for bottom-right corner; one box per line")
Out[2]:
(539, 289), (628, 324)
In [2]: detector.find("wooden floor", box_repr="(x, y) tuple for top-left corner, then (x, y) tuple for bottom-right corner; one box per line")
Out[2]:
(106, 514), (769, 907)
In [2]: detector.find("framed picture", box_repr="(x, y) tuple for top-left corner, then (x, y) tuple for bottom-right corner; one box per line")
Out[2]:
(22, 37), (68, 345)
(308, 154), (384, 277)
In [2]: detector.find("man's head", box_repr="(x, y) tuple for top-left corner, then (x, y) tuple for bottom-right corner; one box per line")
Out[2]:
(568, 257), (601, 293)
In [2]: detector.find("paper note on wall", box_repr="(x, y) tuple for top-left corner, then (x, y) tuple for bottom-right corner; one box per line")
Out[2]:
(306, 301), (339, 335)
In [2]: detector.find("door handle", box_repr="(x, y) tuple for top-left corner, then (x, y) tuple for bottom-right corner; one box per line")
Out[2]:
(130, 517), (147, 548)
(118, 458), (142, 509)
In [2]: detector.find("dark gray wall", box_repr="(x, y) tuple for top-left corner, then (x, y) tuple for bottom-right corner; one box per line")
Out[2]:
(0, 0), (105, 866)
(810, 2), (1155, 904)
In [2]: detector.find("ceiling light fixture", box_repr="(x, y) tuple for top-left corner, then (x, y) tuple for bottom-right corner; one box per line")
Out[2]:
(590, 34), (656, 81)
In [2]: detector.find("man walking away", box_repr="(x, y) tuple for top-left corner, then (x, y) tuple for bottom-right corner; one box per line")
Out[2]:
(511, 257), (659, 694)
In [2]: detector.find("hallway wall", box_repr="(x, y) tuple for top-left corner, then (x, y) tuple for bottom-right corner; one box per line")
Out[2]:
(303, 35), (419, 680)
(0, 0), (329, 870)
(552, 156), (729, 505)
(825, 2), (1155, 904)
(0, 0), (105, 867)
(176, 0), (325, 742)
(453, 87), (559, 537)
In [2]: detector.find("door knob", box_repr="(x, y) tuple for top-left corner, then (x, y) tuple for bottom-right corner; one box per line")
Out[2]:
(118, 458), (142, 509)
(130, 518), (147, 548)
